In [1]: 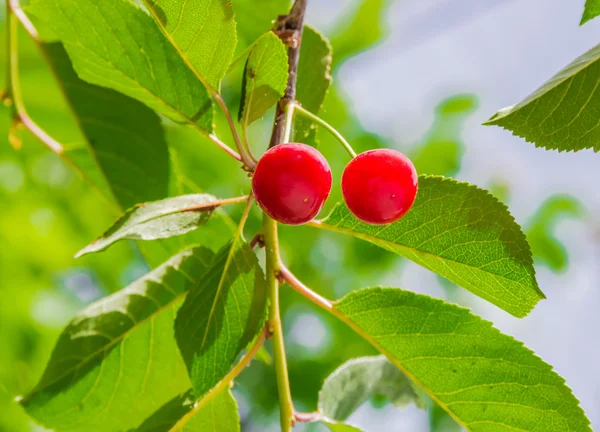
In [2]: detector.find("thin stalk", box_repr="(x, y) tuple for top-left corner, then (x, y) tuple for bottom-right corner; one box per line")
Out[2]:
(283, 102), (295, 144)
(293, 103), (357, 158)
(241, 124), (257, 163)
(5, 1), (64, 153)
(207, 133), (244, 162)
(3, 1), (12, 103)
(212, 92), (256, 170)
(168, 326), (268, 431)
(263, 215), (294, 431)
(6, 1), (21, 115)
(179, 195), (249, 212)
(278, 263), (333, 311)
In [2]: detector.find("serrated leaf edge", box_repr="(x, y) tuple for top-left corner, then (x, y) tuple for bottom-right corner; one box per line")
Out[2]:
(333, 287), (591, 432)
(316, 175), (544, 317)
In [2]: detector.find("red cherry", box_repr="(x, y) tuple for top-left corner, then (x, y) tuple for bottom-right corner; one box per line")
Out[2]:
(252, 143), (332, 225)
(342, 149), (418, 225)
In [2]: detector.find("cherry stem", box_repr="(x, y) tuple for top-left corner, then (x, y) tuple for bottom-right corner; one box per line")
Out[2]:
(283, 102), (295, 143)
(168, 325), (268, 431)
(292, 103), (358, 158)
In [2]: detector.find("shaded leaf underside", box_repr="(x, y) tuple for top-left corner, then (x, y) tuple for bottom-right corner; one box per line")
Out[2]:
(319, 355), (423, 429)
(239, 31), (288, 126)
(175, 240), (267, 397)
(21, 248), (214, 432)
(27, 0), (213, 132)
(486, 43), (600, 153)
(295, 26), (332, 145)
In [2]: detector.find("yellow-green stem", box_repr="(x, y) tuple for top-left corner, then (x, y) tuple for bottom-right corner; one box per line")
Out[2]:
(293, 103), (357, 158)
(6, 1), (21, 116)
(283, 102), (295, 144)
(263, 214), (294, 431)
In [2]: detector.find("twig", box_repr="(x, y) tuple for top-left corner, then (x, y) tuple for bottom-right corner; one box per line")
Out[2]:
(168, 326), (268, 431)
(268, 0), (308, 148)
(250, 233), (265, 249)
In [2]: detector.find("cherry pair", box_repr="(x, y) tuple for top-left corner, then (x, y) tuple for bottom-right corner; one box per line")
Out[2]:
(252, 143), (418, 225)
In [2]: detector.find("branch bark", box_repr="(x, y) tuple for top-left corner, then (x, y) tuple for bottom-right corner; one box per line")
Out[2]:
(269, 0), (308, 147)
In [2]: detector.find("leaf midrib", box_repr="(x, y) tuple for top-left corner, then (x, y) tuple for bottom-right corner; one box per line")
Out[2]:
(67, 39), (208, 133)
(314, 220), (540, 305)
(142, 0), (217, 98)
(331, 301), (572, 432)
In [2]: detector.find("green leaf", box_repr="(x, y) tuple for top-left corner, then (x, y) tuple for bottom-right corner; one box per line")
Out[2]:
(335, 287), (591, 431)
(20, 248), (215, 432)
(254, 346), (273, 366)
(485, 43), (600, 152)
(239, 32), (288, 126)
(143, 0), (236, 89)
(175, 240), (267, 397)
(27, 0), (213, 132)
(319, 356), (424, 424)
(75, 194), (221, 258)
(428, 400), (462, 432)
(136, 388), (239, 431)
(295, 26), (332, 145)
(232, 0), (290, 53)
(324, 423), (363, 432)
(44, 43), (170, 209)
(329, 0), (393, 67)
(314, 176), (544, 318)
(21, 41), (237, 267)
(581, 0), (600, 25)
(526, 195), (585, 272)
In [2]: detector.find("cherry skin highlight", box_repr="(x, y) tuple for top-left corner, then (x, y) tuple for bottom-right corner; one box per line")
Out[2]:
(342, 149), (418, 225)
(252, 143), (332, 225)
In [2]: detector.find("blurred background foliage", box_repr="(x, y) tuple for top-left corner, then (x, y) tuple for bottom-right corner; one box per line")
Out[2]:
(0, 0), (591, 431)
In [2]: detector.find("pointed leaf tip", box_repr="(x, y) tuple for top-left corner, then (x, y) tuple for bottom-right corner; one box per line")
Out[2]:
(75, 194), (219, 258)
